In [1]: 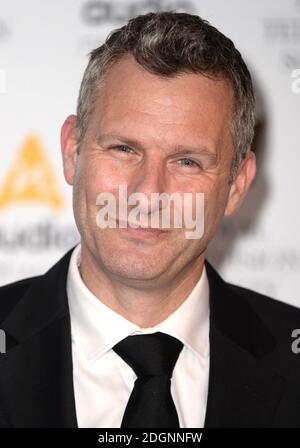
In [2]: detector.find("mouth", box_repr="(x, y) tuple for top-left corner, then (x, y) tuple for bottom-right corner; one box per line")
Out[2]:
(116, 219), (169, 238)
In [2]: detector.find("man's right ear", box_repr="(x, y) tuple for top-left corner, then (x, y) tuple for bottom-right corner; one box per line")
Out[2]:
(60, 114), (78, 185)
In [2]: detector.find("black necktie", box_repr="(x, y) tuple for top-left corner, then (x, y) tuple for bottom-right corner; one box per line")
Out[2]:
(112, 331), (184, 428)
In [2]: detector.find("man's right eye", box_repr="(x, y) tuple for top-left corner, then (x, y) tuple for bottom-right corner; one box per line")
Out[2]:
(110, 145), (133, 153)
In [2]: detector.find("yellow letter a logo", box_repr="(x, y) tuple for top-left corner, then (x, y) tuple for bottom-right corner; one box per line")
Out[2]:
(0, 135), (64, 211)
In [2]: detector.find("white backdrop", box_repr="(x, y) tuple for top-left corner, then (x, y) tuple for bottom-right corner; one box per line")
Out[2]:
(0, 0), (299, 306)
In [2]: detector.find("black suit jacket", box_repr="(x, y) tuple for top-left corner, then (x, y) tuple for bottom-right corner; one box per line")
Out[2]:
(0, 248), (300, 428)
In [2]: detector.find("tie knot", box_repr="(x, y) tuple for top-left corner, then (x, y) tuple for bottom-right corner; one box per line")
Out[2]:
(112, 332), (183, 378)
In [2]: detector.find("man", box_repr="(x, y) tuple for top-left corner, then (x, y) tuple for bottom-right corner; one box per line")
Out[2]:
(1, 11), (300, 428)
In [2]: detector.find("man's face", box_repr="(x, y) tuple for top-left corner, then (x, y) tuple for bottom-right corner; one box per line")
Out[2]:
(61, 55), (255, 286)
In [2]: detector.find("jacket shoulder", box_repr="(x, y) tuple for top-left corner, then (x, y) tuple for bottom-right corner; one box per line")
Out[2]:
(228, 282), (300, 336)
(0, 276), (41, 324)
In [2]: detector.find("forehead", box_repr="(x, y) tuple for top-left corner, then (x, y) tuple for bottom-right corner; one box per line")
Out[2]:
(98, 54), (233, 109)
(89, 55), (234, 152)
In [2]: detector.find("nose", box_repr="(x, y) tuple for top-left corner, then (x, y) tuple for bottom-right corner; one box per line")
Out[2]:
(127, 155), (167, 216)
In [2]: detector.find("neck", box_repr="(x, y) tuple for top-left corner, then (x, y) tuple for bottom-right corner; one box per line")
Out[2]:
(79, 244), (205, 328)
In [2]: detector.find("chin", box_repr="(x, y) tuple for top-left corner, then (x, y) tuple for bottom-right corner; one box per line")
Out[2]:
(101, 252), (169, 282)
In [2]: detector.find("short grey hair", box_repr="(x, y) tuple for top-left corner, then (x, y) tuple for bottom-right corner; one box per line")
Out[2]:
(76, 11), (255, 182)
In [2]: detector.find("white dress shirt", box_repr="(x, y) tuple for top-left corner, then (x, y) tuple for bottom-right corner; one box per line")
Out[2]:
(67, 243), (210, 428)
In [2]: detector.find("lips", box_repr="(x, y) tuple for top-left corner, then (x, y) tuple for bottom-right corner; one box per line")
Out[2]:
(116, 219), (167, 232)
(129, 227), (165, 233)
(114, 219), (168, 239)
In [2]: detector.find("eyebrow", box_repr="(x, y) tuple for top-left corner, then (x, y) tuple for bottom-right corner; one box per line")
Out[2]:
(95, 133), (218, 165)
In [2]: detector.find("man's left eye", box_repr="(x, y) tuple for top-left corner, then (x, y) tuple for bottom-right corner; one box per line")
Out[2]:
(177, 158), (200, 168)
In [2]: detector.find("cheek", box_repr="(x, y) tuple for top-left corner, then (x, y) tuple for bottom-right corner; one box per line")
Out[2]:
(202, 182), (228, 225)
(82, 158), (127, 202)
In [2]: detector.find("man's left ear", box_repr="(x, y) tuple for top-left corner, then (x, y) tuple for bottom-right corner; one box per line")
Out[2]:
(224, 150), (256, 216)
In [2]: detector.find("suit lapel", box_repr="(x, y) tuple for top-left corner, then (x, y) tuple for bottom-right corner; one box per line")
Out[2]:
(203, 261), (290, 428)
(0, 249), (78, 427)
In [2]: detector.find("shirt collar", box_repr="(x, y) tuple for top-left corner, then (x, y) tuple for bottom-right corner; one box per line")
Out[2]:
(67, 243), (209, 365)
